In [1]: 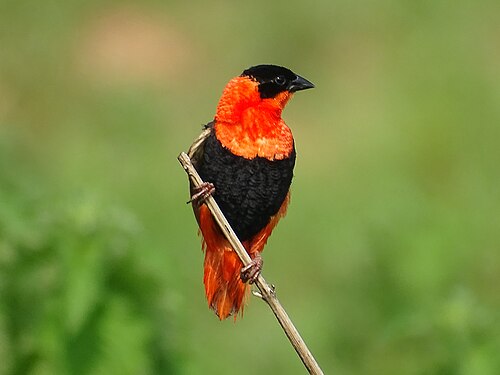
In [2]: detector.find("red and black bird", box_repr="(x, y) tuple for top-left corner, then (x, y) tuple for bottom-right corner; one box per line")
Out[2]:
(189, 65), (314, 320)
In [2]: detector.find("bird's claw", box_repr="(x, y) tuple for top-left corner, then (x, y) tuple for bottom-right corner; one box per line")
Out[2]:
(240, 254), (263, 284)
(188, 182), (215, 204)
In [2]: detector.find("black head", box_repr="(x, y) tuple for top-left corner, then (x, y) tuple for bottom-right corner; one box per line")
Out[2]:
(241, 64), (315, 99)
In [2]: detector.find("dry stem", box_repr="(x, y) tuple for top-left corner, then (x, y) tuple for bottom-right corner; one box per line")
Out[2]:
(178, 136), (324, 374)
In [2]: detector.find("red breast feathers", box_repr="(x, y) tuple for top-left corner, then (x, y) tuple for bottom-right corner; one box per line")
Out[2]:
(214, 76), (294, 161)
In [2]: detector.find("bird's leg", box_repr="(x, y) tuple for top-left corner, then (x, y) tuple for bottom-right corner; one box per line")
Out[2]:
(240, 253), (263, 284)
(188, 182), (215, 204)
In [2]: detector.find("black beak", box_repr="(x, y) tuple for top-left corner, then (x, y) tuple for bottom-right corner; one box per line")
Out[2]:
(288, 75), (315, 92)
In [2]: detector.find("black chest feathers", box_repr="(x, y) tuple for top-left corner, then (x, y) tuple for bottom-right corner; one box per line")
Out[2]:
(197, 133), (295, 241)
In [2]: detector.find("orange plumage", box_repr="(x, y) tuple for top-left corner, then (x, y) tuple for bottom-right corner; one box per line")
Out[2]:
(190, 65), (313, 319)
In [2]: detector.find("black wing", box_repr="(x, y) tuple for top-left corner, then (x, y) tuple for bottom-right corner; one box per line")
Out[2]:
(196, 131), (295, 241)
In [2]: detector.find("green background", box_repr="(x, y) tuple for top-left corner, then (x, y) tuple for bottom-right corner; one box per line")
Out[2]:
(1, 1), (499, 374)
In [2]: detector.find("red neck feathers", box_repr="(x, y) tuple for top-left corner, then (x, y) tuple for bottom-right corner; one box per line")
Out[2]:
(214, 76), (294, 160)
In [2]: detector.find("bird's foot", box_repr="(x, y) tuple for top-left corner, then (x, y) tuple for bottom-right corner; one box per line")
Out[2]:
(241, 254), (263, 284)
(188, 182), (215, 204)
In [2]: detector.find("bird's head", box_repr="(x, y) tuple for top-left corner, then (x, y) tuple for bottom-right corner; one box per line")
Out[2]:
(242, 64), (315, 99)
(215, 65), (314, 124)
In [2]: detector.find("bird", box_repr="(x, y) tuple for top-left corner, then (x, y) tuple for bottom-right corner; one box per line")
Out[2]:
(189, 64), (314, 320)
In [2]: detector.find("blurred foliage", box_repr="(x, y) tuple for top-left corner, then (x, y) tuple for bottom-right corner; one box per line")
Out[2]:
(1, 0), (500, 374)
(0, 144), (178, 374)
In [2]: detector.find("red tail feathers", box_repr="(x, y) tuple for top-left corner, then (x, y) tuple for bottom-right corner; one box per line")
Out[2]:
(196, 194), (290, 320)
(199, 205), (248, 319)
(203, 244), (249, 320)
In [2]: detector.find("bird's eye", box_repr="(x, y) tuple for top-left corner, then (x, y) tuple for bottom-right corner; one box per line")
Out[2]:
(274, 75), (287, 86)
